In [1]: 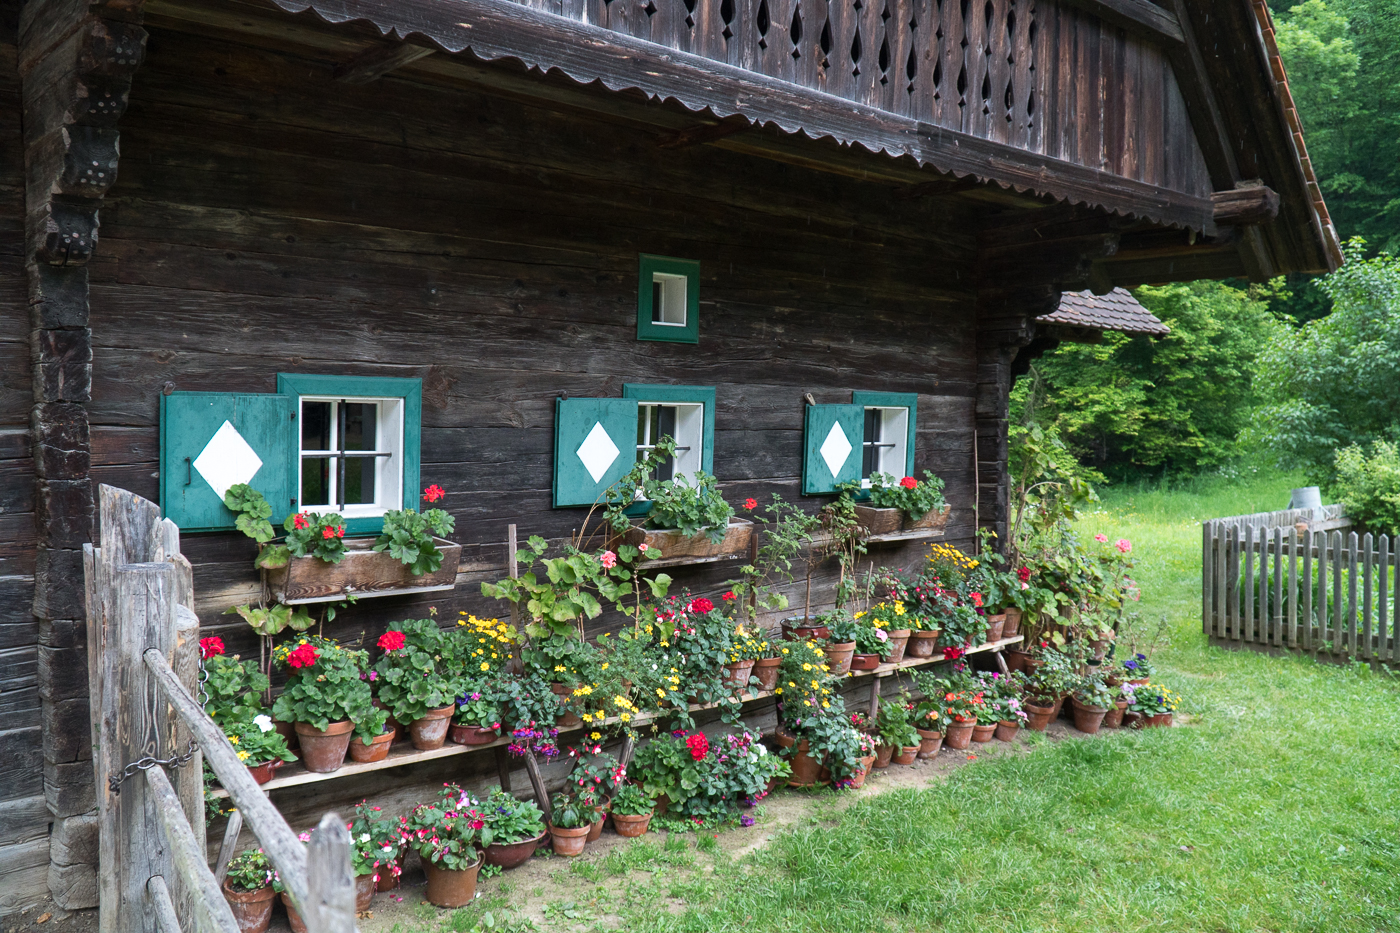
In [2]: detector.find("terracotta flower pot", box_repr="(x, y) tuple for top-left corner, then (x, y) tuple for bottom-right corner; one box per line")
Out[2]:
(1023, 701), (1055, 731)
(847, 754), (878, 788)
(551, 682), (583, 728)
(1140, 712), (1173, 728)
(294, 720), (353, 774)
(906, 630), (940, 658)
(1071, 699), (1109, 734)
(752, 657), (782, 692)
(349, 729), (394, 763)
(885, 629), (911, 663)
(611, 812), (653, 838)
(971, 723), (997, 743)
(408, 704), (456, 751)
(987, 616), (1007, 643)
(944, 718), (976, 749)
(850, 653), (882, 671)
(376, 853), (405, 891)
(893, 745), (919, 765)
(585, 798), (609, 842)
(1122, 710), (1144, 729)
(915, 728), (943, 759)
(246, 759), (282, 785)
(281, 894), (307, 933)
(223, 882), (275, 933)
(1004, 648), (1031, 674)
(484, 829), (547, 869)
(1103, 699), (1129, 729)
(355, 872), (374, 912)
(423, 854), (484, 907)
(722, 660), (755, 692)
(873, 743), (895, 769)
(781, 622), (831, 642)
(1050, 696), (1066, 718)
(995, 720), (1020, 741)
(372, 699), (401, 745)
(548, 823), (591, 857)
(822, 642), (856, 675)
(1002, 608), (1022, 637)
(273, 718), (300, 753)
(450, 724), (499, 746)
(788, 740), (828, 788)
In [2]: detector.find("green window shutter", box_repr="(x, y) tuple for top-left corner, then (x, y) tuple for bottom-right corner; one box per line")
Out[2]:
(803, 404), (864, 495)
(851, 391), (918, 476)
(636, 255), (700, 344)
(554, 397), (640, 508)
(160, 392), (296, 532)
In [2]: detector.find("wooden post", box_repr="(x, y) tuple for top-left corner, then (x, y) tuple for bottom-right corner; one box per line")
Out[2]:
(1242, 523), (1254, 643)
(1271, 527), (1283, 648)
(146, 765), (239, 933)
(1224, 525), (1238, 642)
(1201, 522), (1212, 637)
(1331, 531), (1343, 656)
(494, 745), (513, 793)
(304, 814), (357, 933)
(507, 524), (520, 631)
(1303, 530), (1314, 653)
(213, 810), (244, 887)
(618, 735), (636, 770)
(1348, 531), (1360, 657)
(523, 752), (553, 824)
(1214, 523), (1227, 641)
(1382, 535), (1393, 662)
(1363, 534), (1375, 661)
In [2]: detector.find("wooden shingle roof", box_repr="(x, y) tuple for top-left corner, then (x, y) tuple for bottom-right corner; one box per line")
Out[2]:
(1040, 289), (1170, 337)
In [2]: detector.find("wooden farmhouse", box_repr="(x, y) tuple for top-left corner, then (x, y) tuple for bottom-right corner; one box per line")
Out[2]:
(1, 0), (1339, 914)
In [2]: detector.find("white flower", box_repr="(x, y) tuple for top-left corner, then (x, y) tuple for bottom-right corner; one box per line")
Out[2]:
(359, 833), (371, 844)
(253, 714), (274, 733)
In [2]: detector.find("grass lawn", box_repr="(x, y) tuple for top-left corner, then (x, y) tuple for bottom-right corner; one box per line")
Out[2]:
(614, 469), (1400, 933)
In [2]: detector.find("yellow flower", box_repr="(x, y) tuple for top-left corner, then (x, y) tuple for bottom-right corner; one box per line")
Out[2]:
(554, 665), (566, 672)
(227, 735), (239, 744)
(620, 713), (631, 722)
(236, 750), (250, 761)
(822, 701), (830, 709)
(591, 732), (602, 740)
(656, 688), (666, 698)
(601, 662), (609, 671)
(480, 662), (489, 671)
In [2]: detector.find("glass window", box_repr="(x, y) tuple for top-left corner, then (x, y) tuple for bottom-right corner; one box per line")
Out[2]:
(636, 401), (704, 485)
(298, 396), (403, 516)
(862, 406), (909, 485)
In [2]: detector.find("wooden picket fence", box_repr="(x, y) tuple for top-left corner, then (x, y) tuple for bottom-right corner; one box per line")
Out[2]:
(86, 485), (356, 933)
(1201, 504), (1400, 663)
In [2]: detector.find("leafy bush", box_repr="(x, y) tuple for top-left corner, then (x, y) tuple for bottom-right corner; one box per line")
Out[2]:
(865, 470), (947, 519)
(1332, 440), (1400, 534)
(642, 470), (735, 542)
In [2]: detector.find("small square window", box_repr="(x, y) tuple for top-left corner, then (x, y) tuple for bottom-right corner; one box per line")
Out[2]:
(637, 255), (700, 343)
(297, 395), (404, 517)
(861, 406), (909, 485)
(636, 401), (705, 484)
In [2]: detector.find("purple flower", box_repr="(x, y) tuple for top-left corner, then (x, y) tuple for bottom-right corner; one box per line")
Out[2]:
(740, 815), (755, 827)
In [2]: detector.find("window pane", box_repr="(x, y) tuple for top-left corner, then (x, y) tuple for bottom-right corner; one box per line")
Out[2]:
(301, 457), (330, 507)
(651, 280), (665, 324)
(863, 409), (881, 478)
(655, 406), (676, 481)
(302, 400), (332, 451)
(342, 456), (377, 506)
(342, 403), (377, 452)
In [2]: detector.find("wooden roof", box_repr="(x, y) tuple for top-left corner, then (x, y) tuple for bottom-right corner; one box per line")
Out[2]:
(1042, 289), (1170, 337)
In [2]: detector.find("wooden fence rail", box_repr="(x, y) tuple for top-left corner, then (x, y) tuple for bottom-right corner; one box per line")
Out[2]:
(85, 485), (356, 933)
(1202, 504), (1400, 663)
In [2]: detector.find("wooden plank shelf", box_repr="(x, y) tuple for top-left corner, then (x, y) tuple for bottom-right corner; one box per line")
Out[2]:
(214, 635), (1023, 798)
(865, 528), (948, 546)
(640, 551), (747, 570)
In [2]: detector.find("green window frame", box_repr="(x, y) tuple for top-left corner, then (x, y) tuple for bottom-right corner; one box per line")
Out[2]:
(852, 391), (918, 482)
(636, 254), (700, 344)
(277, 374), (422, 537)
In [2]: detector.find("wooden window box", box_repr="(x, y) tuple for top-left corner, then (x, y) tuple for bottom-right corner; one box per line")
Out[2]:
(614, 517), (753, 565)
(854, 504), (951, 537)
(263, 536), (460, 604)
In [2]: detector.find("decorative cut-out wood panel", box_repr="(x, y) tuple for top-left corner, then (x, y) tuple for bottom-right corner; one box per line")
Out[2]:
(511, 0), (1208, 195)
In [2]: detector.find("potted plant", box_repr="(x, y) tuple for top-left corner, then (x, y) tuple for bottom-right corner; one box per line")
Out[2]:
(752, 639), (783, 692)
(1071, 675), (1114, 734)
(858, 601), (911, 663)
(547, 793), (593, 857)
(373, 620), (464, 750)
(403, 785), (486, 907)
(910, 684), (947, 759)
(479, 789), (547, 869)
(226, 713), (296, 784)
(623, 470), (753, 559)
(1127, 682), (1179, 727)
(971, 694), (1000, 742)
(820, 613), (858, 675)
(849, 613), (895, 670)
(875, 695), (920, 765)
(450, 682), (502, 746)
(221, 849), (277, 933)
(731, 624), (774, 692)
(994, 695), (1027, 741)
(1102, 684), (1131, 729)
(1121, 652), (1154, 685)
(845, 731), (880, 788)
(941, 689), (981, 749)
(855, 471), (950, 534)
(722, 623), (763, 693)
(201, 645), (270, 727)
(608, 783), (655, 837)
(350, 801), (405, 893)
(270, 638), (385, 774)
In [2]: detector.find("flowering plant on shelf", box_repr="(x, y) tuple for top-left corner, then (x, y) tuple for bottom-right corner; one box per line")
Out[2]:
(270, 636), (385, 742)
(372, 618), (466, 725)
(226, 714), (296, 767)
(452, 681), (502, 732)
(876, 695), (920, 747)
(1121, 652), (1155, 679)
(402, 784), (485, 871)
(284, 511), (348, 564)
(455, 612), (517, 676)
(639, 469), (736, 543)
(852, 616), (894, 659)
(202, 651), (269, 727)
(630, 729), (785, 820)
(224, 849), (276, 893)
(347, 802), (399, 880)
(865, 470), (947, 521)
(373, 485), (457, 576)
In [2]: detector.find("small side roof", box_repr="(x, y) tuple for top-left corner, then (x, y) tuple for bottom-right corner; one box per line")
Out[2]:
(1039, 289), (1170, 337)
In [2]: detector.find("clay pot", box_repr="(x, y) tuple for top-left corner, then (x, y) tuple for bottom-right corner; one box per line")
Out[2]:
(408, 705), (456, 751)
(971, 723), (997, 743)
(850, 653), (882, 671)
(294, 720), (353, 774)
(223, 882), (275, 933)
(372, 699), (402, 744)
(1002, 608), (1022, 637)
(984, 616), (1006, 643)
(375, 854), (405, 891)
(994, 720), (1020, 742)
(281, 894), (307, 933)
(885, 629), (911, 663)
(753, 657), (782, 692)
(355, 873), (374, 912)
(1023, 701), (1056, 731)
(246, 759), (282, 785)
(788, 741), (828, 788)
(822, 642), (856, 676)
(944, 718), (976, 750)
(906, 630), (940, 658)
(551, 683), (583, 728)
(1140, 712), (1173, 728)
(484, 830), (547, 869)
(873, 743), (895, 769)
(1071, 699), (1109, 734)
(654, 794), (671, 817)
(273, 718), (300, 753)
(781, 621), (831, 642)
(450, 724), (499, 746)
(586, 798), (610, 842)
(548, 823), (591, 857)
(893, 745), (919, 765)
(1003, 649), (1029, 674)
(349, 729), (394, 763)
(611, 812), (652, 838)
(722, 660), (755, 692)
(1122, 710), (1144, 729)
(915, 728), (943, 759)
(423, 854), (484, 907)
(840, 756), (873, 784)
(1103, 699), (1129, 729)
(1050, 696), (1066, 718)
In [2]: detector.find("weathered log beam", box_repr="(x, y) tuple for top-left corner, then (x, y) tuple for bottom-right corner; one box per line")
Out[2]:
(655, 115), (749, 149)
(333, 41), (436, 84)
(1212, 185), (1281, 226)
(893, 177), (984, 200)
(1059, 0), (1185, 47)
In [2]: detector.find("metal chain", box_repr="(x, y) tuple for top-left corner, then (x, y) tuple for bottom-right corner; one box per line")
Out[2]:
(197, 651), (209, 708)
(108, 739), (199, 795)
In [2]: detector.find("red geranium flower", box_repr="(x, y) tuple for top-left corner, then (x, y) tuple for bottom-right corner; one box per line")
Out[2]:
(199, 636), (225, 660)
(685, 733), (709, 760)
(377, 631), (406, 652)
(689, 597), (714, 614)
(969, 592), (983, 607)
(743, 498), (758, 511)
(721, 591), (736, 601)
(292, 513), (310, 530)
(286, 643), (320, 669)
(422, 484), (446, 504)
(1016, 566), (1032, 583)
(899, 476), (918, 489)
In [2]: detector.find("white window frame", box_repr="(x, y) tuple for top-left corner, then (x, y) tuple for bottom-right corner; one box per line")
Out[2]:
(636, 400), (705, 486)
(297, 395), (405, 518)
(861, 406), (909, 488)
(651, 272), (690, 327)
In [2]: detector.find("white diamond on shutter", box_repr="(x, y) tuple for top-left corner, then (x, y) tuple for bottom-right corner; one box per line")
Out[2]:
(819, 421), (853, 479)
(576, 422), (621, 484)
(193, 420), (264, 501)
